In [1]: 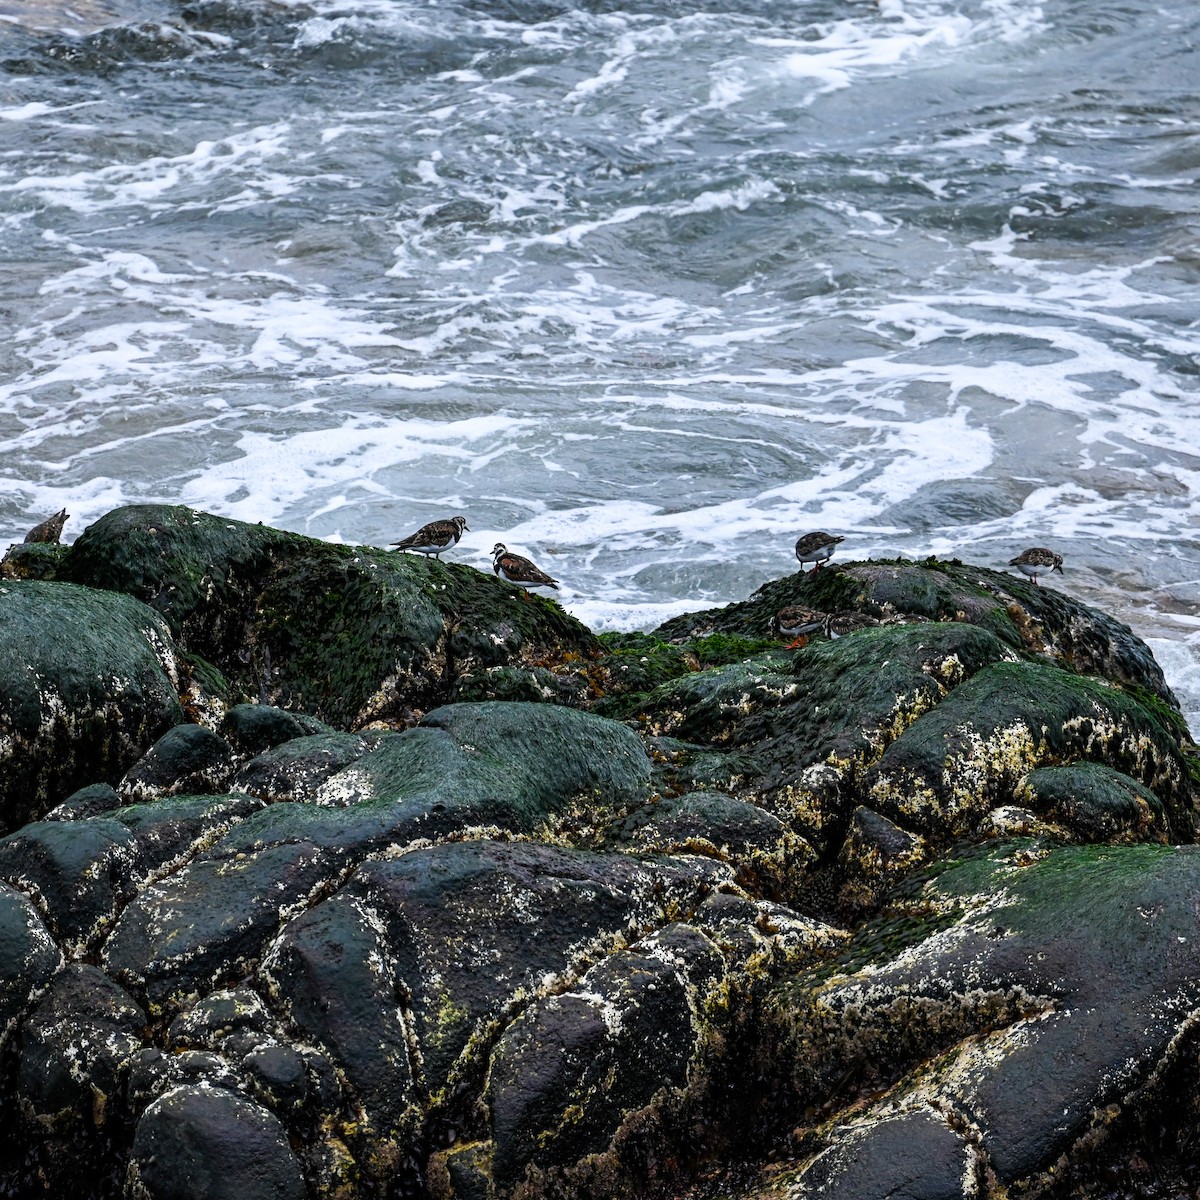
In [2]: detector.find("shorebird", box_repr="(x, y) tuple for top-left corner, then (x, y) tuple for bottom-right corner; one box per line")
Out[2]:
(770, 605), (827, 649)
(23, 509), (68, 544)
(1008, 547), (1063, 586)
(390, 516), (469, 559)
(492, 543), (559, 598)
(794, 531), (844, 572)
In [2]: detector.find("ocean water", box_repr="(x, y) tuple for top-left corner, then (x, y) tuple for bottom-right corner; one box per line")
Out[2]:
(2, 0), (1199, 732)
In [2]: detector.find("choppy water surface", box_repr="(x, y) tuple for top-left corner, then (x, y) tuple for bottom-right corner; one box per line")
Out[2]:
(2, 0), (1199, 728)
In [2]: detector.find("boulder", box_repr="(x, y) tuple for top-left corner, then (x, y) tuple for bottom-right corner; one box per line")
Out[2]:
(118, 723), (238, 802)
(127, 1084), (306, 1200)
(0, 580), (183, 830)
(747, 841), (1200, 1197)
(60, 505), (599, 728)
(655, 558), (1178, 704)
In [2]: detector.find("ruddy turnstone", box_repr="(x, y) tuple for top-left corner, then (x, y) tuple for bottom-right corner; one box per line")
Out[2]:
(1008, 547), (1063, 586)
(794, 531), (845, 572)
(821, 611), (880, 639)
(492, 543), (559, 596)
(770, 604), (827, 649)
(23, 508), (68, 544)
(390, 516), (469, 559)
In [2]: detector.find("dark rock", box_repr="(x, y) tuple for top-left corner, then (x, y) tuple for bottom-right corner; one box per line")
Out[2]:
(167, 988), (273, 1051)
(118, 723), (238, 801)
(128, 1084), (306, 1200)
(219, 703), (333, 757)
(261, 840), (710, 1189)
(14, 965), (145, 1195)
(0, 541), (68, 581)
(231, 730), (384, 804)
(834, 806), (927, 915)
(242, 1044), (310, 1111)
(762, 841), (1200, 1195)
(632, 622), (1011, 851)
(0, 793), (264, 956)
(487, 924), (725, 1192)
(430, 1141), (494, 1200)
(777, 1108), (977, 1199)
(126, 1048), (244, 1112)
(1020, 761), (1169, 844)
(60, 504), (599, 728)
(864, 660), (1192, 843)
(611, 791), (815, 900)
(0, 580), (184, 830)
(17, 963), (145, 1126)
(614, 791), (789, 857)
(44, 782), (122, 822)
(103, 704), (651, 1015)
(655, 559), (1178, 705)
(0, 883), (61, 1045)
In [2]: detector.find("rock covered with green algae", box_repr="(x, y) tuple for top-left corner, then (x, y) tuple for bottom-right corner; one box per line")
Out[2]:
(656, 557), (1178, 704)
(58, 504), (600, 728)
(0, 579), (184, 833)
(0, 530), (1198, 1200)
(738, 840), (1200, 1199)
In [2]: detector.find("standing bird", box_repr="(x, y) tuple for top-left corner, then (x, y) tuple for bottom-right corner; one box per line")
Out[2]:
(794, 531), (845, 572)
(23, 509), (68, 544)
(492, 543), (559, 597)
(1008, 547), (1063, 586)
(390, 516), (469, 559)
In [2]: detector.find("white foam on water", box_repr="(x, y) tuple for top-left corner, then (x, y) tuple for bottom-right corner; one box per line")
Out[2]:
(1147, 633), (1200, 741)
(179, 412), (530, 529)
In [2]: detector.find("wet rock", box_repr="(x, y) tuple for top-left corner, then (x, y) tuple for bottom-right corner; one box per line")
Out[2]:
(611, 791), (816, 900)
(0, 541), (68, 581)
(0, 883), (61, 1047)
(230, 730), (385, 804)
(834, 806), (927, 915)
(127, 1084), (306, 1200)
(487, 924), (725, 1192)
(17, 964), (145, 1127)
(60, 504), (599, 728)
(15, 965), (146, 1195)
(219, 703), (333, 757)
(773, 1107), (977, 1200)
(759, 841), (1200, 1197)
(118, 723), (238, 801)
(0, 793), (264, 956)
(102, 704), (652, 1015)
(1020, 760), (1170, 844)
(0, 579), (183, 830)
(260, 839), (710, 1190)
(167, 988), (274, 1052)
(632, 622), (1012, 850)
(864, 660), (1192, 844)
(43, 782), (121, 822)
(655, 558), (1177, 704)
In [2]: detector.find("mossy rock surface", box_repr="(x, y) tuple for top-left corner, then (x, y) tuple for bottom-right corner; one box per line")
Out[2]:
(758, 840), (1200, 1197)
(655, 559), (1177, 704)
(1021, 761), (1169, 844)
(864, 659), (1192, 842)
(0, 580), (184, 831)
(627, 622), (1013, 851)
(0, 542), (68, 582)
(60, 505), (598, 728)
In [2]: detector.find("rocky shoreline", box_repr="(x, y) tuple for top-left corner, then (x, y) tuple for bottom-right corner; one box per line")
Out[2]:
(1, 504), (1198, 1199)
